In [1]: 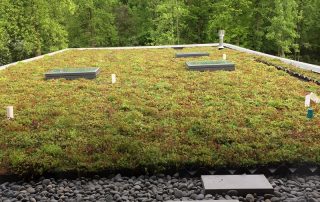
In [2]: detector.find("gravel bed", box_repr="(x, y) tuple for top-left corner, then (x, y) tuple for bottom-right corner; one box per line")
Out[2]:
(1, 174), (320, 202)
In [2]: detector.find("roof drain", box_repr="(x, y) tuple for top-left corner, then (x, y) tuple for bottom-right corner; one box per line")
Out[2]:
(218, 30), (225, 50)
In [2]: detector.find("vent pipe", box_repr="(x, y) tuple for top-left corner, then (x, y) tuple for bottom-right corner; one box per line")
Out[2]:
(218, 30), (225, 50)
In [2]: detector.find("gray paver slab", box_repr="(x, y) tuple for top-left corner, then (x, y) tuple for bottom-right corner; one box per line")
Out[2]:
(176, 52), (210, 58)
(172, 46), (184, 49)
(186, 60), (235, 71)
(45, 67), (100, 80)
(166, 201), (239, 202)
(202, 175), (274, 194)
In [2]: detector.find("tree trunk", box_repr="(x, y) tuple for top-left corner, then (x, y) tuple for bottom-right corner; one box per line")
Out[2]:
(175, 0), (179, 44)
(88, 7), (95, 47)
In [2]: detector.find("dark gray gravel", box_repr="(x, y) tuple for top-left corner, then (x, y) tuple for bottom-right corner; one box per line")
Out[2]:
(1, 174), (320, 202)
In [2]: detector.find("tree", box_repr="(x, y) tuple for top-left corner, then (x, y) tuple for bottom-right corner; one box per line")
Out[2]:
(296, 0), (320, 63)
(127, 0), (160, 45)
(207, 0), (253, 46)
(151, 0), (188, 45)
(266, 0), (300, 57)
(247, 0), (273, 52)
(114, 3), (137, 46)
(183, 0), (212, 44)
(1, 0), (319, 65)
(40, 0), (76, 53)
(0, 0), (12, 65)
(113, 0), (157, 46)
(0, 0), (73, 63)
(67, 0), (118, 47)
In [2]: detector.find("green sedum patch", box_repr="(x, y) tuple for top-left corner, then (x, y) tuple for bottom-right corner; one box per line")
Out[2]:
(0, 47), (319, 175)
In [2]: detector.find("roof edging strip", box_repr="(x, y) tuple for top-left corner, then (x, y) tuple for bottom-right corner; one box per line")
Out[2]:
(224, 43), (320, 73)
(0, 49), (70, 71)
(1, 43), (319, 73)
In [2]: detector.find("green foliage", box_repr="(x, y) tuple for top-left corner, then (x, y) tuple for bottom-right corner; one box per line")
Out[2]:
(8, 150), (27, 170)
(0, 0), (320, 64)
(0, 27), (11, 65)
(248, 0), (273, 51)
(182, 0), (212, 44)
(207, 0), (252, 46)
(66, 0), (118, 47)
(151, 0), (189, 45)
(296, 0), (320, 64)
(41, 144), (63, 157)
(266, 0), (300, 56)
(114, 4), (137, 46)
(0, 0), (71, 64)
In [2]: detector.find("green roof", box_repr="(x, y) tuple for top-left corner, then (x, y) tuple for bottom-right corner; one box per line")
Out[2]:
(0, 46), (319, 175)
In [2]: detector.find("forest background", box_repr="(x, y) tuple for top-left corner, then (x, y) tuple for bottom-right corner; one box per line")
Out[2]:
(0, 0), (319, 65)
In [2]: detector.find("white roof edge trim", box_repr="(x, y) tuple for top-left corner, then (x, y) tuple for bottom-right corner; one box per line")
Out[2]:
(0, 43), (319, 74)
(224, 43), (320, 73)
(69, 43), (219, 50)
(0, 49), (70, 71)
(0, 44), (219, 71)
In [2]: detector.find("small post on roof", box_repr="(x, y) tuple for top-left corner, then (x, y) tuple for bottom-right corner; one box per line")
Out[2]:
(6, 106), (14, 119)
(305, 93), (319, 119)
(111, 74), (116, 84)
(223, 54), (227, 60)
(218, 30), (225, 50)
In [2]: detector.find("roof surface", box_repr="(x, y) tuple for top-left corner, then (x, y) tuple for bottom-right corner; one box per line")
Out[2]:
(0, 46), (319, 175)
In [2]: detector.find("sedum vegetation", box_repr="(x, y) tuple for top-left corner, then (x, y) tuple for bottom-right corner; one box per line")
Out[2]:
(0, 47), (319, 175)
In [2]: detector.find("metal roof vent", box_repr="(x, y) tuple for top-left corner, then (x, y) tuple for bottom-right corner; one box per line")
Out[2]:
(218, 30), (225, 50)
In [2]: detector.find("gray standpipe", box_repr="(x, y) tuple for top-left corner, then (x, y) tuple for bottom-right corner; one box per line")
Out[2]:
(218, 30), (225, 50)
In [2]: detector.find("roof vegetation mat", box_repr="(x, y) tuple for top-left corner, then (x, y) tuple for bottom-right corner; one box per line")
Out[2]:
(0, 47), (319, 175)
